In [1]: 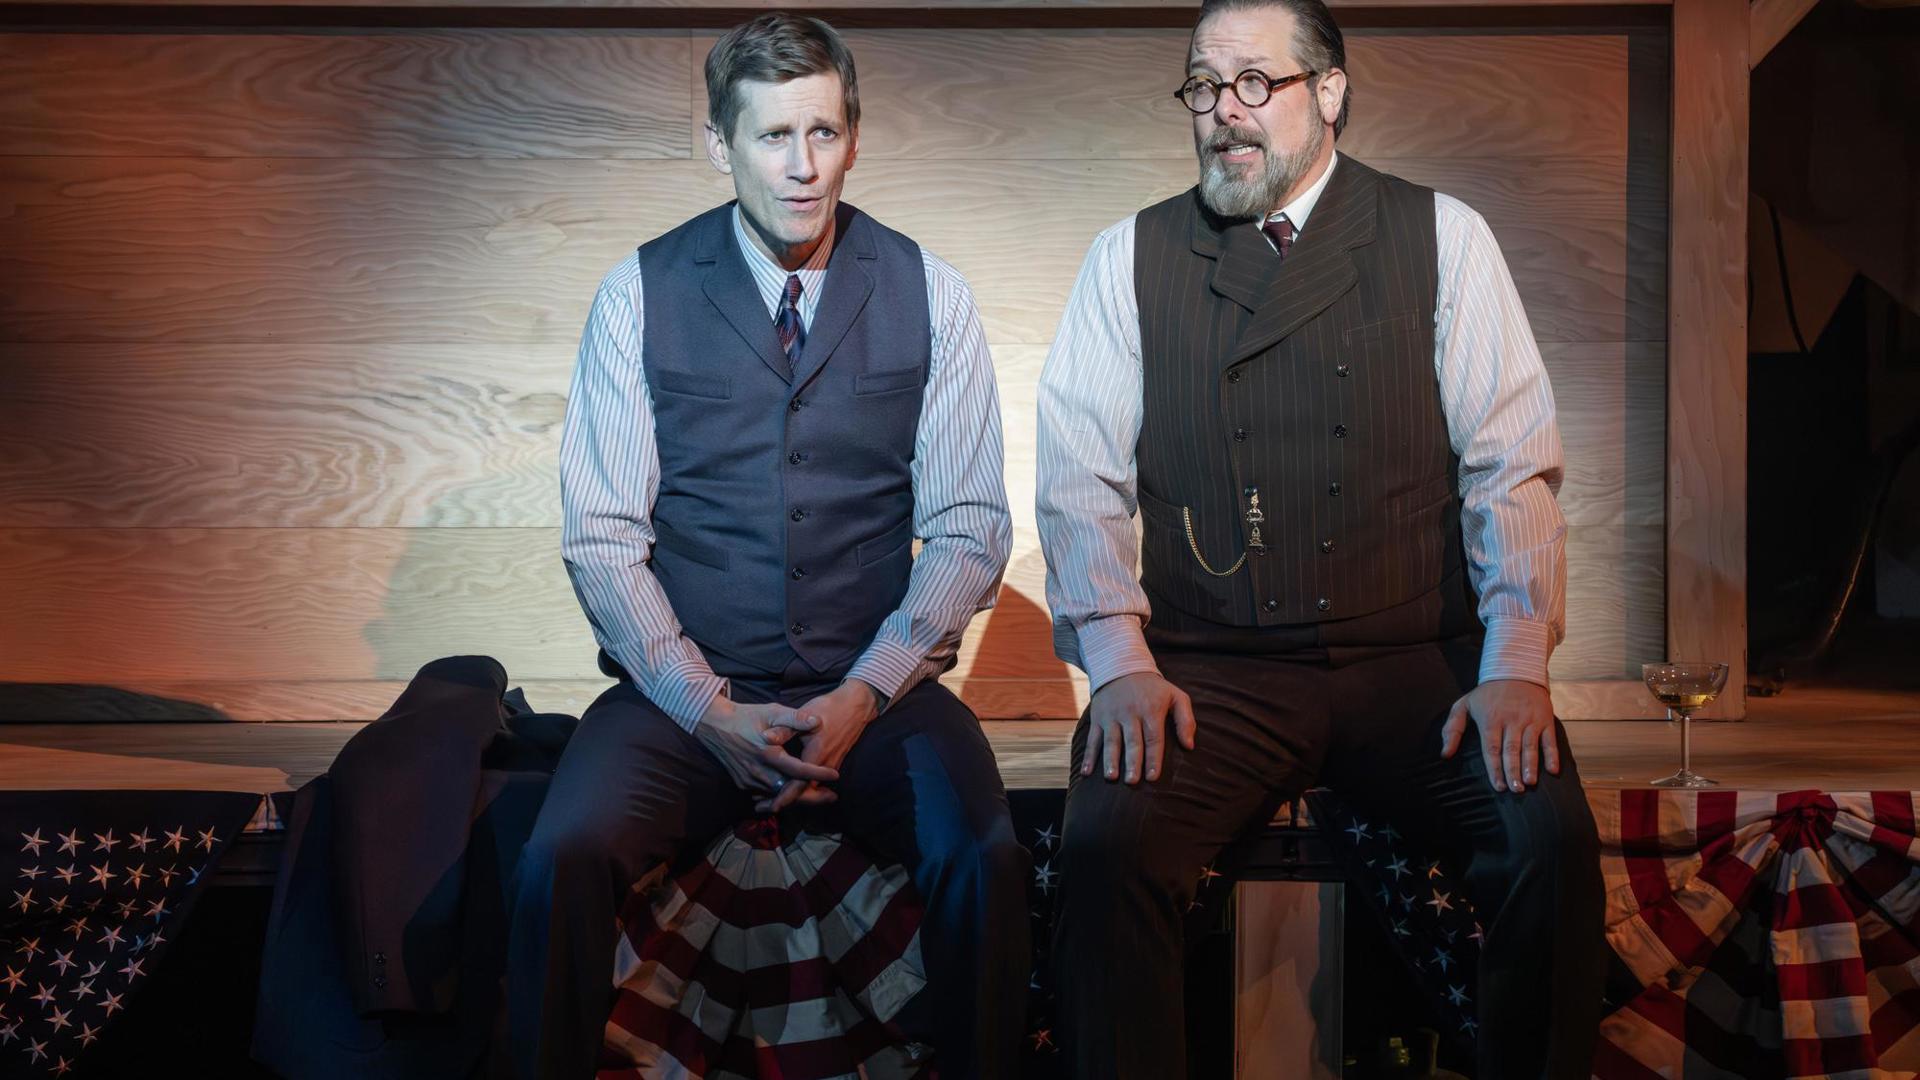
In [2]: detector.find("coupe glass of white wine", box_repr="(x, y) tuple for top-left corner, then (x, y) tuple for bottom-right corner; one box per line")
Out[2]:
(1640, 662), (1730, 788)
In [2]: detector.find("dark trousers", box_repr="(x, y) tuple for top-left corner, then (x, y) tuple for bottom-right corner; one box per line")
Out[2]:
(1053, 632), (1606, 1080)
(504, 669), (1030, 1080)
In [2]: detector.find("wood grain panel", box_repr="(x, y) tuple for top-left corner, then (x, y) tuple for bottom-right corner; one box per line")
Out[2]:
(0, 343), (573, 528)
(0, 17), (1672, 721)
(0, 154), (1644, 345)
(0, 156), (729, 345)
(0, 522), (1656, 686)
(0, 31), (692, 159)
(0, 338), (1655, 534)
(1668, 0), (1748, 715)
(1549, 679), (1666, 721)
(1556, 523), (1665, 679)
(0, 527), (598, 682)
(1338, 34), (1635, 162)
(687, 31), (1634, 163)
(1375, 154), (1666, 343)
(1, 29), (1643, 162)
(1538, 341), (1665, 527)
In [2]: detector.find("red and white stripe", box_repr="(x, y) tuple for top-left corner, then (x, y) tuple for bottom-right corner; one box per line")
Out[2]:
(1595, 789), (1920, 1079)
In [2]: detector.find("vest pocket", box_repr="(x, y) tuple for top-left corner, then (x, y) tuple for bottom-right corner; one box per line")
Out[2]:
(1343, 311), (1422, 345)
(1134, 485), (1180, 526)
(854, 517), (915, 566)
(854, 367), (924, 397)
(1387, 475), (1456, 517)
(654, 369), (732, 401)
(651, 517), (731, 570)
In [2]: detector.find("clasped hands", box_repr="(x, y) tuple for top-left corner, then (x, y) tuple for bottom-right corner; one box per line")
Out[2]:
(694, 679), (884, 814)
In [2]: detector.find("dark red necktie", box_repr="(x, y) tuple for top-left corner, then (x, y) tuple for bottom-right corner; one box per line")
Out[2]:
(1262, 214), (1295, 261)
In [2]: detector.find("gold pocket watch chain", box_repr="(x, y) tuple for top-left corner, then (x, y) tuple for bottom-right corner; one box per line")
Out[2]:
(1181, 488), (1266, 578)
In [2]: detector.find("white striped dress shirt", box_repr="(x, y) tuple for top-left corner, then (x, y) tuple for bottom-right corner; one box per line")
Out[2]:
(1037, 155), (1567, 693)
(561, 206), (1012, 730)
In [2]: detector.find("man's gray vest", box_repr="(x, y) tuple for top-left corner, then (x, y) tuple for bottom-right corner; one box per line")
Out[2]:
(635, 201), (931, 678)
(1133, 154), (1470, 630)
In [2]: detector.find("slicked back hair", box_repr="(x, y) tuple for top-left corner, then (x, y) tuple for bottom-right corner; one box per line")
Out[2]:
(1195, 0), (1351, 137)
(705, 12), (861, 142)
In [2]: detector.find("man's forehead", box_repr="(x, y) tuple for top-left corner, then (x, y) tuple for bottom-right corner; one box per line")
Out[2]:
(735, 73), (845, 116)
(1189, 49), (1279, 72)
(1189, 8), (1297, 70)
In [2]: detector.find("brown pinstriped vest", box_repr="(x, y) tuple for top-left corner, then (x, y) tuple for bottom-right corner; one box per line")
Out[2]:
(1133, 153), (1468, 629)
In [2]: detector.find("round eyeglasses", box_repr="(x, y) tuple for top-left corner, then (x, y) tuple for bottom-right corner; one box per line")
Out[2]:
(1174, 69), (1317, 114)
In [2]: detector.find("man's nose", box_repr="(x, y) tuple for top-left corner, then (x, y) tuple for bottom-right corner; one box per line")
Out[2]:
(788, 141), (818, 182)
(1212, 83), (1249, 128)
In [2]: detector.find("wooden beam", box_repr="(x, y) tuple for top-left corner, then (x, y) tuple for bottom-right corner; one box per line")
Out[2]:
(1668, 0), (1749, 717)
(1750, 0), (1818, 66)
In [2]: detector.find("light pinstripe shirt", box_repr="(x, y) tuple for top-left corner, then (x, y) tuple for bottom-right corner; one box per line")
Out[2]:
(1038, 155), (1568, 694)
(561, 206), (1012, 731)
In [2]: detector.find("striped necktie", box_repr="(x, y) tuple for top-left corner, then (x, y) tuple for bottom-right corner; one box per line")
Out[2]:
(1262, 214), (1295, 261)
(774, 273), (806, 363)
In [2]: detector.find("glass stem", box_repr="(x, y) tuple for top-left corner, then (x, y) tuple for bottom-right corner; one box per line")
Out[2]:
(1678, 708), (1692, 774)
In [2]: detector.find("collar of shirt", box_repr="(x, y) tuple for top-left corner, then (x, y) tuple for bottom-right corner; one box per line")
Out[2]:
(731, 203), (833, 325)
(1263, 150), (1339, 245)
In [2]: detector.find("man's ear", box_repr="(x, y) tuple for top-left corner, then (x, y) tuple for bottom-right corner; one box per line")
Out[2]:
(1316, 69), (1346, 128)
(704, 121), (733, 175)
(844, 125), (859, 173)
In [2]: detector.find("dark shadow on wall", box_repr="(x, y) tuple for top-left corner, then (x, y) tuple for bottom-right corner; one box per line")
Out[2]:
(0, 683), (233, 722)
(964, 577), (1083, 720)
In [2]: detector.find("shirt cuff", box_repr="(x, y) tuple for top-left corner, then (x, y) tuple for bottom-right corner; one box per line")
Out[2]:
(846, 638), (922, 708)
(1076, 614), (1161, 695)
(650, 664), (730, 732)
(1478, 617), (1555, 689)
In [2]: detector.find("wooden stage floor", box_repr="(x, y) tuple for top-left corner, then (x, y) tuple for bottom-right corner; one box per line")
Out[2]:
(5, 684), (1918, 803)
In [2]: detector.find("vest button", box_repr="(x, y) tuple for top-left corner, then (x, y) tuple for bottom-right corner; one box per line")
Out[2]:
(1328, 482), (1342, 496)
(1332, 424), (1348, 438)
(788, 451), (805, 465)
(790, 622), (809, 636)
(791, 567), (806, 580)
(1227, 370), (1243, 383)
(1316, 598), (1332, 612)
(1233, 428), (1249, 442)
(1336, 363), (1351, 377)
(1320, 539), (1335, 554)
(790, 508), (806, 522)
(1263, 599), (1279, 613)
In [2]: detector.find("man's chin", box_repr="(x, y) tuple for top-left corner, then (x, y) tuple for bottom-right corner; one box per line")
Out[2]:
(778, 207), (835, 243)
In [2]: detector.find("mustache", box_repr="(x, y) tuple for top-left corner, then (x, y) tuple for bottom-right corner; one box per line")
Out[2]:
(1203, 127), (1268, 154)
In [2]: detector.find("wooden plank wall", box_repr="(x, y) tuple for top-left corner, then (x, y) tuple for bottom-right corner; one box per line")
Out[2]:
(0, 22), (1671, 721)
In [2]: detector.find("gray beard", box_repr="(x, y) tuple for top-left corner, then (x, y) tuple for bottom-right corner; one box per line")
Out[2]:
(1197, 123), (1325, 220)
